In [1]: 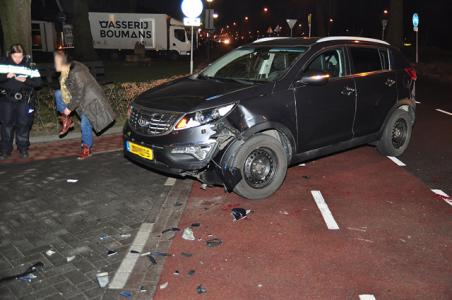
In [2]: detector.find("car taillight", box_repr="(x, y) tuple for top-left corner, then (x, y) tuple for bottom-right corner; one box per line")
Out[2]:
(404, 67), (417, 81)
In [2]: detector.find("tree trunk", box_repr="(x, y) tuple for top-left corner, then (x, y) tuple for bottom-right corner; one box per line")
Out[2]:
(72, 0), (97, 61)
(0, 0), (32, 55)
(387, 0), (403, 48)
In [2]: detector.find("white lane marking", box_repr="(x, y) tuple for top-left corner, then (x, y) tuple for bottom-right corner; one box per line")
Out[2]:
(109, 223), (154, 289)
(435, 108), (452, 116)
(431, 189), (452, 207)
(311, 191), (340, 230)
(359, 295), (376, 300)
(164, 177), (177, 186)
(387, 156), (406, 167)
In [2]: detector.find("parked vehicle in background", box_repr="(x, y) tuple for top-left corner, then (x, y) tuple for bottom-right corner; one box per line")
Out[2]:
(124, 36), (417, 200)
(88, 13), (190, 60)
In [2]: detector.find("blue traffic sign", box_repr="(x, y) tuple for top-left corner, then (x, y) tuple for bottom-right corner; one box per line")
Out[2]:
(412, 13), (419, 28)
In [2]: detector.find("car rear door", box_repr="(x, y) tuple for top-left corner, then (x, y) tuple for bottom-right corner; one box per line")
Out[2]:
(294, 46), (356, 151)
(349, 46), (397, 136)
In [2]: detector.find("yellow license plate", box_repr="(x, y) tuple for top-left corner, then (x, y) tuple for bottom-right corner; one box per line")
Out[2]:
(127, 141), (153, 160)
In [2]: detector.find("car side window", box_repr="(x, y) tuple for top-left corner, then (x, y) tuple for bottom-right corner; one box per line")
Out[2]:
(350, 47), (383, 74)
(306, 48), (346, 78)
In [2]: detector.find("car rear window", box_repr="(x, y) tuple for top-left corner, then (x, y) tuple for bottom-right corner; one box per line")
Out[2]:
(350, 47), (383, 74)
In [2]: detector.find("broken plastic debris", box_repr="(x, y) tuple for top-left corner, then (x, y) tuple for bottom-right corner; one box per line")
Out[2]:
(45, 249), (56, 257)
(0, 262), (43, 284)
(139, 286), (147, 293)
(130, 250), (140, 254)
(96, 272), (109, 288)
(206, 238), (223, 248)
(107, 250), (118, 257)
(173, 270), (180, 276)
(279, 210), (289, 215)
(99, 234), (109, 241)
(231, 208), (251, 222)
(148, 255), (157, 265)
(181, 252), (193, 257)
(66, 179), (78, 183)
(200, 183), (207, 190)
(66, 256), (76, 262)
(191, 222), (200, 227)
(162, 227), (180, 234)
(119, 290), (132, 298)
(18, 273), (37, 282)
(188, 269), (196, 276)
(196, 284), (207, 294)
(160, 281), (168, 289)
(120, 233), (131, 239)
(182, 227), (195, 241)
(151, 251), (171, 257)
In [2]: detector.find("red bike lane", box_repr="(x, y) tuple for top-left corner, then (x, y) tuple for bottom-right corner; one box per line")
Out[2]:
(152, 146), (452, 300)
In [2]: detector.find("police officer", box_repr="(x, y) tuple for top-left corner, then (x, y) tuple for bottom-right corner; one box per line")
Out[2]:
(0, 44), (42, 160)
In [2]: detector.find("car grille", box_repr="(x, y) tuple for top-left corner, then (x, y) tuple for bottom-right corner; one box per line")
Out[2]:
(129, 106), (181, 136)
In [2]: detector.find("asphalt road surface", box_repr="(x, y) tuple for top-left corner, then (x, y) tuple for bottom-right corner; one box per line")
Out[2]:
(400, 78), (452, 195)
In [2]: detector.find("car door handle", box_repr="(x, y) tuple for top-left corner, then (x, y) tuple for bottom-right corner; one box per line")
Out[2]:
(385, 78), (396, 87)
(341, 86), (356, 96)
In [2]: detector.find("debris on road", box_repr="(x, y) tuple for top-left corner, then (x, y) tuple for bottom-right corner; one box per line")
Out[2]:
(200, 183), (208, 190)
(139, 286), (147, 293)
(173, 270), (180, 276)
(45, 249), (55, 257)
(66, 179), (78, 183)
(18, 273), (37, 283)
(151, 251), (171, 257)
(191, 222), (201, 227)
(99, 234), (110, 241)
(206, 238), (223, 248)
(182, 227), (195, 240)
(0, 262), (43, 284)
(160, 281), (169, 289)
(119, 290), (132, 298)
(107, 250), (118, 257)
(188, 269), (196, 276)
(130, 250), (140, 254)
(302, 175), (311, 180)
(181, 252), (193, 257)
(96, 272), (109, 288)
(66, 255), (76, 262)
(162, 227), (180, 234)
(148, 255), (157, 265)
(120, 233), (132, 239)
(196, 284), (207, 294)
(279, 210), (289, 215)
(231, 208), (251, 222)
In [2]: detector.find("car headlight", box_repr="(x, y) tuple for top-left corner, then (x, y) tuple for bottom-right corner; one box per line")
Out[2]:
(175, 104), (235, 130)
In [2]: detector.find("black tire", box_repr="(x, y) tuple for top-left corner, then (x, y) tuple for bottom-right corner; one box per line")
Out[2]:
(377, 109), (413, 156)
(232, 134), (288, 200)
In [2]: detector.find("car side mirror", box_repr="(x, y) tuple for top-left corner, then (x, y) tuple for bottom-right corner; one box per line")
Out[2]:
(297, 71), (330, 86)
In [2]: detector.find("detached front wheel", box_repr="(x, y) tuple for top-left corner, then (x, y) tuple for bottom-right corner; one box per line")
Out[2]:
(232, 134), (287, 200)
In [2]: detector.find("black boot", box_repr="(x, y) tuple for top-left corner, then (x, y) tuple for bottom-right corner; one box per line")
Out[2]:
(19, 150), (29, 159)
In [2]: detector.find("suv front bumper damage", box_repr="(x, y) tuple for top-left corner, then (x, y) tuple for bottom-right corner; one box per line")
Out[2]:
(123, 119), (243, 191)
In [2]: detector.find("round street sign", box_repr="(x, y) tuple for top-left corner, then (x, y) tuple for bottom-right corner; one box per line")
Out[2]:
(412, 13), (419, 28)
(181, 0), (204, 19)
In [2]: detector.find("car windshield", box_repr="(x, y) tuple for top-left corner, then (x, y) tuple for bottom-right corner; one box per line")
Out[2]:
(199, 47), (307, 83)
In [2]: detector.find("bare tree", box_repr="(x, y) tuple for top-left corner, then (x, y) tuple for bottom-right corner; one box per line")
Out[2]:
(387, 0), (403, 48)
(0, 0), (32, 54)
(72, 0), (97, 60)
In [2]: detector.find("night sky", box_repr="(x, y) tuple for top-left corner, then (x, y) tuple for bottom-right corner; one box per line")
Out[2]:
(33, 0), (452, 49)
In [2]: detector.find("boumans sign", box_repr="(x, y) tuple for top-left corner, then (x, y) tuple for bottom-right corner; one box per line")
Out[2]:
(181, 0), (203, 27)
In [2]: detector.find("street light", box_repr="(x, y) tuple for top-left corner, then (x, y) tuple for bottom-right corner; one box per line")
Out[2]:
(244, 16), (249, 21)
(263, 7), (269, 13)
(213, 13), (219, 19)
(383, 9), (389, 15)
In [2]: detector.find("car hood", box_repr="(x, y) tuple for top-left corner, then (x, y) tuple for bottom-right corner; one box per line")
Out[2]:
(134, 76), (269, 112)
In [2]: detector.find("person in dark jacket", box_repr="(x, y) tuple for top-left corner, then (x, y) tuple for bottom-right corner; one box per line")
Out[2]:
(0, 44), (42, 160)
(54, 50), (116, 160)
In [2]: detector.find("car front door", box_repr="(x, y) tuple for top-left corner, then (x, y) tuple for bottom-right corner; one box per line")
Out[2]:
(294, 47), (356, 151)
(349, 46), (398, 136)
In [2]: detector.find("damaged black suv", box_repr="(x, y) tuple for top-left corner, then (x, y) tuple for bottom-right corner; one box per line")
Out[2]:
(124, 36), (416, 199)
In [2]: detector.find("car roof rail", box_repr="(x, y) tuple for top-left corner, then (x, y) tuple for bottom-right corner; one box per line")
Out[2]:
(316, 36), (390, 45)
(253, 37), (290, 43)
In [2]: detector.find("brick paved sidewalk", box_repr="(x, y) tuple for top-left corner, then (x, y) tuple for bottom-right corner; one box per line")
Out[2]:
(0, 134), (123, 164)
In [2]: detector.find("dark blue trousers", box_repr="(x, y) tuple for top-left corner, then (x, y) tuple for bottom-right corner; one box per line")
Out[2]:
(0, 98), (34, 154)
